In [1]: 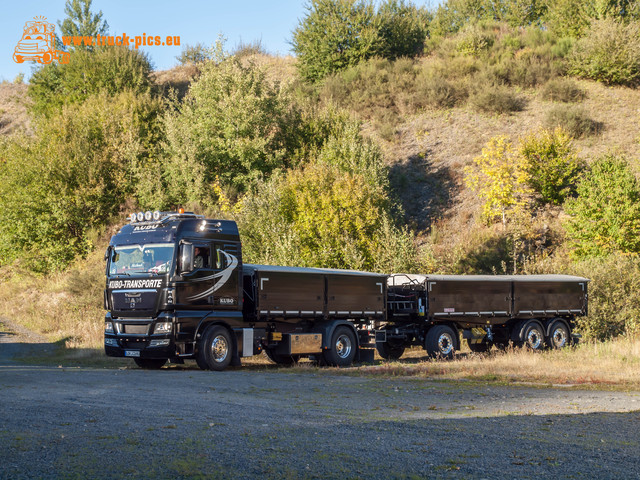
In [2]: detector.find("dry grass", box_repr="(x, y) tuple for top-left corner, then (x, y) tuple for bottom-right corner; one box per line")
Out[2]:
(0, 83), (31, 135)
(349, 338), (640, 389)
(0, 247), (106, 350)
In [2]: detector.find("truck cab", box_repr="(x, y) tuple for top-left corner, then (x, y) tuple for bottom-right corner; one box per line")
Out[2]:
(104, 211), (244, 369)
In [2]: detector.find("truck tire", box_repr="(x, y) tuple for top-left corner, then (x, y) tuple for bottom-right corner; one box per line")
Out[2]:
(376, 341), (405, 360)
(467, 338), (491, 353)
(425, 325), (458, 359)
(546, 319), (571, 349)
(134, 358), (167, 369)
(265, 350), (301, 366)
(323, 326), (357, 367)
(197, 325), (233, 371)
(520, 320), (545, 351)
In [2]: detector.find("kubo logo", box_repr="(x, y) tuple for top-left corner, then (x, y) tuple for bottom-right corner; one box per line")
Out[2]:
(13, 16), (70, 65)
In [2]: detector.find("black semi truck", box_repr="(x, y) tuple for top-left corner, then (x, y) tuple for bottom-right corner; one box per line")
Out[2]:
(104, 211), (588, 370)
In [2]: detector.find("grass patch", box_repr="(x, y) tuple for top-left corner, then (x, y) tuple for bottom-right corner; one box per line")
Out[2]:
(541, 78), (587, 103)
(348, 336), (640, 390)
(545, 105), (601, 138)
(470, 84), (525, 114)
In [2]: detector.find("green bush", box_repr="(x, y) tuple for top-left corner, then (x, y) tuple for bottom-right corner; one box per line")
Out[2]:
(518, 127), (584, 205)
(470, 84), (525, 114)
(541, 78), (586, 102)
(544, 105), (600, 138)
(292, 0), (429, 82)
(570, 255), (640, 340)
(564, 155), (640, 258)
(29, 46), (153, 116)
(176, 43), (211, 64)
(0, 91), (164, 271)
(162, 47), (298, 207)
(569, 18), (640, 86)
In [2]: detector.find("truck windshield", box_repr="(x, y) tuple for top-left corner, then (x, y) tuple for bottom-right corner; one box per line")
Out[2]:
(109, 243), (175, 275)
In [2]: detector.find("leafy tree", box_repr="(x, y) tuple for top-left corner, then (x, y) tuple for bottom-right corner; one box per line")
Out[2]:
(162, 44), (297, 206)
(377, 0), (431, 59)
(58, 0), (108, 50)
(519, 127), (584, 205)
(464, 135), (532, 227)
(0, 91), (164, 271)
(29, 46), (153, 116)
(292, 0), (380, 82)
(564, 155), (640, 258)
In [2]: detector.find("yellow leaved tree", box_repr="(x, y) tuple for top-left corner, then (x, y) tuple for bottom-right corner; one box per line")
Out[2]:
(464, 135), (532, 228)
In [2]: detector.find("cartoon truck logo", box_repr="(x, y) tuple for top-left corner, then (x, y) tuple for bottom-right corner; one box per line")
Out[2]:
(13, 16), (70, 65)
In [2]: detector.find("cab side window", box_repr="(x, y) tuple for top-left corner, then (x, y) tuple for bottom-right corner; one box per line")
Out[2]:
(193, 246), (210, 269)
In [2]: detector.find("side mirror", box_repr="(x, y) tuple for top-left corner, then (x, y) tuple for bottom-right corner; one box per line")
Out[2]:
(179, 243), (194, 274)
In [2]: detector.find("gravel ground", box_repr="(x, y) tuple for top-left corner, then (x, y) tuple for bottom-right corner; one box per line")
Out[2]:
(1, 319), (640, 479)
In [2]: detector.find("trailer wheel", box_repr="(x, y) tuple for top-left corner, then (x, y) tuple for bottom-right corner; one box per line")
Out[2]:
(376, 342), (405, 360)
(323, 326), (357, 367)
(425, 325), (458, 359)
(547, 319), (571, 349)
(134, 358), (167, 369)
(265, 350), (301, 366)
(520, 320), (545, 351)
(198, 325), (233, 371)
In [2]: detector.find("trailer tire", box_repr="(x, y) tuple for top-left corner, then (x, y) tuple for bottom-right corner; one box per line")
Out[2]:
(198, 325), (233, 371)
(323, 326), (357, 367)
(547, 319), (571, 349)
(265, 350), (301, 366)
(134, 358), (167, 369)
(425, 325), (458, 359)
(376, 342), (405, 360)
(521, 320), (545, 351)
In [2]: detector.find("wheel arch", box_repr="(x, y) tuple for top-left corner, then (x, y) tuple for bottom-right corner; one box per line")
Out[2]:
(313, 320), (360, 352)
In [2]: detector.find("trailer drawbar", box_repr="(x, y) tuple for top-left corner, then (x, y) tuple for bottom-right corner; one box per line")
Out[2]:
(104, 211), (588, 370)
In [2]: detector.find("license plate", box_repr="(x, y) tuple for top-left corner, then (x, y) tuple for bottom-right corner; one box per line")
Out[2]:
(125, 350), (141, 357)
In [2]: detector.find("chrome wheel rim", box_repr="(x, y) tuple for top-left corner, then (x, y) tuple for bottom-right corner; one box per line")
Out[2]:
(527, 328), (542, 349)
(211, 335), (229, 363)
(438, 333), (454, 355)
(335, 334), (352, 359)
(552, 327), (567, 348)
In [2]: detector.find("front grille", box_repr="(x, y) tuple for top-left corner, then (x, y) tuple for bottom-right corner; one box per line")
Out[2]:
(123, 324), (149, 334)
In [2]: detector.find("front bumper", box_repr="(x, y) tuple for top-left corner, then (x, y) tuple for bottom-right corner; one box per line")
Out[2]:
(104, 313), (174, 359)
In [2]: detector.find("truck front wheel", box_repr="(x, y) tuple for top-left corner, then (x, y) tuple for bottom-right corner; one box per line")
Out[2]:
(198, 325), (233, 371)
(516, 320), (545, 351)
(323, 326), (357, 367)
(425, 325), (458, 359)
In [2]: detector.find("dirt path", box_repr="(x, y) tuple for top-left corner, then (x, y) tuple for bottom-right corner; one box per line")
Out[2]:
(0, 317), (55, 365)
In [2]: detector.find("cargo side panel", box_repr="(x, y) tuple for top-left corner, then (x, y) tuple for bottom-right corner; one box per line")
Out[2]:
(428, 280), (512, 318)
(514, 281), (587, 316)
(256, 271), (325, 316)
(326, 274), (385, 317)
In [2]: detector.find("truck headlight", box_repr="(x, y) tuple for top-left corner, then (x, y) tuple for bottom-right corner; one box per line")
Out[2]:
(105, 338), (118, 346)
(105, 322), (114, 333)
(154, 322), (172, 334)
